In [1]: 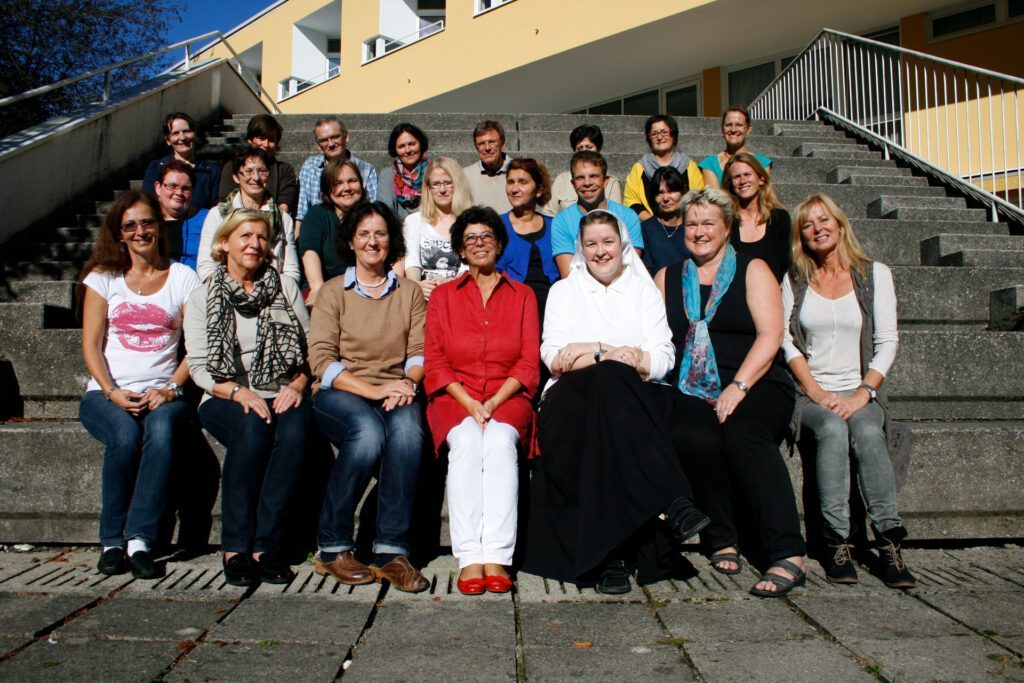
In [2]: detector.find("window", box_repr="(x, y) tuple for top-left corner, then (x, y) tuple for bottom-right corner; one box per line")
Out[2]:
(665, 84), (698, 117)
(589, 100), (622, 115)
(864, 26), (900, 46)
(728, 62), (775, 108)
(1009, 0), (1024, 16)
(932, 3), (997, 37)
(623, 90), (659, 116)
(475, 0), (514, 14)
(418, 0), (445, 35)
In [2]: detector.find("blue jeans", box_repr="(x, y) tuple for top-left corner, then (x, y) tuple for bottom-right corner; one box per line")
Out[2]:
(313, 389), (424, 556)
(800, 392), (902, 539)
(79, 390), (191, 548)
(199, 396), (312, 554)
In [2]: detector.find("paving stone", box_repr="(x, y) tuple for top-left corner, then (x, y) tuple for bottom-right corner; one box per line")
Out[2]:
(790, 593), (972, 640)
(0, 592), (95, 637)
(685, 639), (873, 682)
(656, 597), (819, 644)
(210, 597), (371, 644)
(914, 591), (1024, 652)
(519, 603), (695, 681)
(845, 635), (1024, 681)
(515, 570), (644, 604)
(166, 640), (346, 682)
(348, 601), (517, 681)
(0, 638), (179, 680)
(58, 595), (237, 642)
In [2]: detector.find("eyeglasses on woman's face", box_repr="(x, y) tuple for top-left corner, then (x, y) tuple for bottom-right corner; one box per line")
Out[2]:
(121, 218), (158, 233)
(463, 232), (495, 246)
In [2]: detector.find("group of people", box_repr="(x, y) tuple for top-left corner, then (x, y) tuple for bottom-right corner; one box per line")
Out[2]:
(78, 107), (916, 597)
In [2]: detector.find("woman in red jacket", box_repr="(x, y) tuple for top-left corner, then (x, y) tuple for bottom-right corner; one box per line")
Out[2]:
(424, 206), (540, 595)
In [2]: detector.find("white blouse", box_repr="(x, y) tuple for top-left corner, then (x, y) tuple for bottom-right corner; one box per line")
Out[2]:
(782, 261), (898, 392)
(541, 263), (675, 391)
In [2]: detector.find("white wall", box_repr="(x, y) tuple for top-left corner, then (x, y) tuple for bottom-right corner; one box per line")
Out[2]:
(291, 25), (328, 80)
(379, 0), (419, 39)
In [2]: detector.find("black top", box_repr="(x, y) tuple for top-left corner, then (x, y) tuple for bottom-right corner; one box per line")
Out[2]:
(664, 254), (792, 389)
(521, 227), (551, 318)
(730, 207), (791, 283)
(640, 216), (689, 276)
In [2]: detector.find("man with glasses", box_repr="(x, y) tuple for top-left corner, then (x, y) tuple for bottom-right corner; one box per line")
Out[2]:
(462, 120), (512, 214)
(296, 116), (377, 234)
(623, 115), (704, 221)
(154, 160), (208, 271)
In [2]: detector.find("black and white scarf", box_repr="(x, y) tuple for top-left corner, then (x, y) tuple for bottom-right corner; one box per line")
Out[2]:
(205, 264), (305, 390)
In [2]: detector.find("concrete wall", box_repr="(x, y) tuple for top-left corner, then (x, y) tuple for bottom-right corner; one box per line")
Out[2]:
(0, 61), (267, 243)
(292, 25), (329, 81)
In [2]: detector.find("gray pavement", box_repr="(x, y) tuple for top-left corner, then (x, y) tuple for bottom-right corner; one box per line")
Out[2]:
(0, 546), (1021, 681)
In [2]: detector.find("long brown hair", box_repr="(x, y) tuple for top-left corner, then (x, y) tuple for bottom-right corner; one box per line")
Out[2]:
(80, 191), (168, 280)
(722, 152), (782, 225)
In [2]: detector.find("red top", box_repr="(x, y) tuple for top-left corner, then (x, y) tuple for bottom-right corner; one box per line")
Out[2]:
(424, 272), (540, 453)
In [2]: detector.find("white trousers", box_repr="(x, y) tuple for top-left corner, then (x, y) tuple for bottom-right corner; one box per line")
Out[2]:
(446, 417), (519, 567)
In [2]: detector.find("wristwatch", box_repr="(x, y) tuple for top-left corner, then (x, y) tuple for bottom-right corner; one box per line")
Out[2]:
(594, 343), (606, 363)
(229, 384), (243, 401)
(401, 376), (419, 394)
(164, 381), (184, 400)
(732, 380), (750, 394)
(858, 383), (878, 401)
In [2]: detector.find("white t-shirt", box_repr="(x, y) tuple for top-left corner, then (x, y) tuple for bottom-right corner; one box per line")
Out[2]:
(83, 262), (201, 393)
(402, 212), (469, 281)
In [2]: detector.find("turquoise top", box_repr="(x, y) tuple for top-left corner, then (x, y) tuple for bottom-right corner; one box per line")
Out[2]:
(699, 153), (774, 184)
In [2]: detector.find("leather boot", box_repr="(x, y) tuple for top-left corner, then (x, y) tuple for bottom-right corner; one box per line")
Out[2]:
(875, 526), (916, 589)
(822, 526), (858, 584)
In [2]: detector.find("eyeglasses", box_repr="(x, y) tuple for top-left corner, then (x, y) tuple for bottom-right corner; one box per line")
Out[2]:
(648, 130), (673, 139)
(428, 180), (454, 190)
(238, 168), (270, 179)
(316, 133), (344, 146)
(161, 182), (193, 193)
(121, 218), (158, 233)
(353, 230), (390, 243)
(723, 123), (749, 130)
(463, 233), (495, 245)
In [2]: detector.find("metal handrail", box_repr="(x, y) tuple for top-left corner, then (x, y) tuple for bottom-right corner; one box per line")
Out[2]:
(0, 31), (279, 115)
(749, 28), (1024, 217)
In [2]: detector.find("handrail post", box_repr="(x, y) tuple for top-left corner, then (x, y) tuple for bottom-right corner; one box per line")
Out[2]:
(102, 70), (111, 103)
(185, 44), (192, 70)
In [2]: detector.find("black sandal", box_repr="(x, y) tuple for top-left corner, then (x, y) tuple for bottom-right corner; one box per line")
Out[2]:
(709, 550), (743, 576)
(749, 558), (805, 598)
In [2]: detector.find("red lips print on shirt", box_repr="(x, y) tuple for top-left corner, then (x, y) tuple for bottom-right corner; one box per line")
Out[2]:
(109, 302), (177, 352)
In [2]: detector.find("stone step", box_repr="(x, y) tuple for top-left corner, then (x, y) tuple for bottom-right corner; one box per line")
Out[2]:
(868, 195), (967, 218)
(940, 249), (1024, 268)
(776, 184), (947, 219)
(887, 206), (989, 222)
(0, 261), (81, 280)
(841, 173), (929, 187)
(4, 241), (94, 261)
(0, 328), (86, 412)
(56, 225), (100, 242)
(1, 418), (1017, 543)
(826, 165), (913, 183)
(989, 286), (1024, 330)
(892, 266), (1024, 328)
(770, 123), (849, 139)
(920, 234), (1024, 266)
(0, 280), (76, 307)
(796, 142), (880, 159)
(0, 303), (77, 330)
(856, 221), (1010, 266)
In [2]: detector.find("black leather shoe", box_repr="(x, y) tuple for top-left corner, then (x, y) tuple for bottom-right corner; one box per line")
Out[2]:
(128, 550), (163, 580)
(256, 553), (295, 585)
(596, 560), (632, 595)
(222, 554), (255, 587)
(97, 547), (128, 576)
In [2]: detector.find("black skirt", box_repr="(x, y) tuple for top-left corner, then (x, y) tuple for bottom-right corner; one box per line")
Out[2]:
(522, 361), (695, 585)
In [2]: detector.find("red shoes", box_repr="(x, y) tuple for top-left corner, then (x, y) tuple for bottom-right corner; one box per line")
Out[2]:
(457, 576), (487, 595)
(484, 574), (513, 593)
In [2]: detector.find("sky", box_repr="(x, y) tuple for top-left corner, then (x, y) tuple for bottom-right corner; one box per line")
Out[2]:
(165, 0), (277, 47)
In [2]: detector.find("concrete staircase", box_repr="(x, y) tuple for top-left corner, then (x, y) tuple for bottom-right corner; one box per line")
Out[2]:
(1, 113), (1022, 545)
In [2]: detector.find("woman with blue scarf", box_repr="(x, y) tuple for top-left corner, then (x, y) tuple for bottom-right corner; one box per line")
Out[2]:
(655, 188), (805, 598)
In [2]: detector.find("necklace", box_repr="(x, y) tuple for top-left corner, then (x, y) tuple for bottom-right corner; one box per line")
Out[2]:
(658, 219), (682, 240)
(131, 268), (157, 295)
(356, 274), (387, 288)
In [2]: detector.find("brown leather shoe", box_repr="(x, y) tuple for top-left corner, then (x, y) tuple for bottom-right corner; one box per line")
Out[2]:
(371, 555), (429, 593)
(314, 551), (375, 586)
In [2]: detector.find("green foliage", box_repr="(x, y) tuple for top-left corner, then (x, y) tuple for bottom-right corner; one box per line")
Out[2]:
(0, 0), (182, 138)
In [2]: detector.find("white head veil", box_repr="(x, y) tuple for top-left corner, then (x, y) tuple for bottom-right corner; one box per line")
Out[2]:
(569, 208), (655, 287)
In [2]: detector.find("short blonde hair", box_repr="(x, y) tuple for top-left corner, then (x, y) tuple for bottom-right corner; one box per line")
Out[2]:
(420, 156), (472, 224)
(790, 193), (869, 283)
(210, 209), (272, 265)
(681, 187), (737, 228)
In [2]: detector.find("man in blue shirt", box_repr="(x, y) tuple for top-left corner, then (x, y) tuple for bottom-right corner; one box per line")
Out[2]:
(551, 150), (644, 277)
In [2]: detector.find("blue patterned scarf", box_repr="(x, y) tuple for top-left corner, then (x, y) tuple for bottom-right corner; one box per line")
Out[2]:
(676, 245), (737, 404)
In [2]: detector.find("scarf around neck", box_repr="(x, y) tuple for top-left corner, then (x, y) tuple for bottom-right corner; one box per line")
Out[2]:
(640, 150), (690, 179)
(676, 244), (737, 404)
(393, 157), (428, 209)
(205, 264), (305, 391)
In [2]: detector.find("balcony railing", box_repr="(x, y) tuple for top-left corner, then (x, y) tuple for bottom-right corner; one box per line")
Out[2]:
(748, 28), (1024, 221)
(278, 62), (341, 101)
(362, 19), (445, 64)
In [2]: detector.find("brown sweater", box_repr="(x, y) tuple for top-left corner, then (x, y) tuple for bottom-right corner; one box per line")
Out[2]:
(308, 275), (426, 391)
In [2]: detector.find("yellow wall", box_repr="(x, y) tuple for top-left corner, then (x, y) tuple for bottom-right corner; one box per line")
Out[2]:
(900, 12), (1024, 78)
(202, 0), (713, 113)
